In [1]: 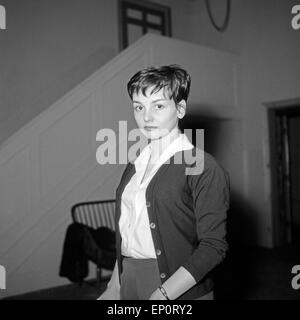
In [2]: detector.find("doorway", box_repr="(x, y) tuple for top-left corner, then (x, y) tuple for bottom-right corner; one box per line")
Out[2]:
(268, 104), (300, 247)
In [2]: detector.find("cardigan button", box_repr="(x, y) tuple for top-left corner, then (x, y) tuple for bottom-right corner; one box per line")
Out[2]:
(150, 222), (156, 229)
(146, 201), (151, 207)
(156, 249), (161, 256)
(160, 273), (166, 279)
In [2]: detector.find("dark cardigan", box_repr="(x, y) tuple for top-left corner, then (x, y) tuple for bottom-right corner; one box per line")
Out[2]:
(115, 148), (230, 300)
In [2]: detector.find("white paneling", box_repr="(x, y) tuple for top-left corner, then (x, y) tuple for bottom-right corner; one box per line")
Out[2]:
(0, 147), (31, 240)
(39, 95), (94, 196)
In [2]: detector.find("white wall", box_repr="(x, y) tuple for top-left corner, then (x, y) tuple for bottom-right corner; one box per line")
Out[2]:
(182, 0), (300, 247)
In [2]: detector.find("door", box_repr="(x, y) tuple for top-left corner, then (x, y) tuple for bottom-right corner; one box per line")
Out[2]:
(289, 115), (300, 243)
(269, 105), (300, 246)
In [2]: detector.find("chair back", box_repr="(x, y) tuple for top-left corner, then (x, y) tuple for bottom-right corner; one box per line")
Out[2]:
(71, 199), (116, 231)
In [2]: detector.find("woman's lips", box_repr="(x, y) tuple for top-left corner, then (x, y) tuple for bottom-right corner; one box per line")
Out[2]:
(144, 126), (158, 131)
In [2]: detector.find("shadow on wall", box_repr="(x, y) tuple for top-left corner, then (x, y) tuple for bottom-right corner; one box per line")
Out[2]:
(179, 111), (233, 155)
(214, 190), (261, 300)
(180, 112), (261, 300)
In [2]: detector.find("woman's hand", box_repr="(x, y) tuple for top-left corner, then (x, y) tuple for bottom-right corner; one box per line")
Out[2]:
(97, 285), (120, 300)
(148, 288), (168, 300)
(97, 261), (120, 300)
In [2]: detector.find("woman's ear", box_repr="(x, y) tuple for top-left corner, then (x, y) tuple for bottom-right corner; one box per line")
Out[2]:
(177, 100), (186, 119)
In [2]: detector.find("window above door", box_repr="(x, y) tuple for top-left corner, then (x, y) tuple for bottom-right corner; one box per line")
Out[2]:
(119, 0), (172, 50)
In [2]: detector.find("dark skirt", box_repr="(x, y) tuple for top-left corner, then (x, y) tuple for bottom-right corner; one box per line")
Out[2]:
(120, 257), (161, 300)
(120, 256), (214, 300)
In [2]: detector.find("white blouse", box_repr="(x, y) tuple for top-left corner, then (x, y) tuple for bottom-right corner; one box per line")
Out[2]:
(119, 133), (194, 259)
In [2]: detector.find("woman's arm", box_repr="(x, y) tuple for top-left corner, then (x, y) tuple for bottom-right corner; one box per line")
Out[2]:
(97, 260), (120, 300)
(150, 156), (230, 300)
(149, 266), (196, 300)
(182, 158), (229, 283)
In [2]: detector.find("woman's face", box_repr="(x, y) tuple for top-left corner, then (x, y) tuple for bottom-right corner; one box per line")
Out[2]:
(132, 86), (185, 140)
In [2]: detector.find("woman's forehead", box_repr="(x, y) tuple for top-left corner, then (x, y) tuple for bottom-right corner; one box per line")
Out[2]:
(132, 86), (172, 102)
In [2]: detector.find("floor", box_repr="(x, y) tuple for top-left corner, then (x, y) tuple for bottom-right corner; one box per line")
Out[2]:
(214, 244), (300, 300)
(3, 244), (300, 300)
(4, 278), (107, 300)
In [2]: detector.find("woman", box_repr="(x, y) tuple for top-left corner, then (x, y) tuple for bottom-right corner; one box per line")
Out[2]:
(98, 65), (229, 300)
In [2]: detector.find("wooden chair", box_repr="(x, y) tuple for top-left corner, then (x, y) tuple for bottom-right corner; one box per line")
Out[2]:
(71, 199), (116, 284)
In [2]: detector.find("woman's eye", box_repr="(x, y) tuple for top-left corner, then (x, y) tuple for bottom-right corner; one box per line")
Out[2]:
(155, 104), (165, 110)
(134, 105), (143, 111)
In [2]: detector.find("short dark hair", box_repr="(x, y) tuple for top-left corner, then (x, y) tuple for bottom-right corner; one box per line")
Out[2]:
(127, 65), (191, 104)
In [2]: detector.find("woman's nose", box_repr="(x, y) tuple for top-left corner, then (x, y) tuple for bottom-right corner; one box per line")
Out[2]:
(143, 108), (153, 122)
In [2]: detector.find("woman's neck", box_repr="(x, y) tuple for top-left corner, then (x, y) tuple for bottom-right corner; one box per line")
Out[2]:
(150, 127), (181, 161)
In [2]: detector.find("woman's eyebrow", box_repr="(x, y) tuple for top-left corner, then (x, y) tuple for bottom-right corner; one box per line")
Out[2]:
(132, 98), (166, 104)
(151, 99), (167, 103)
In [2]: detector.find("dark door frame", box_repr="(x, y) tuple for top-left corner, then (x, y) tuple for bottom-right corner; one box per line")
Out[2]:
(266, 98), (300, 247)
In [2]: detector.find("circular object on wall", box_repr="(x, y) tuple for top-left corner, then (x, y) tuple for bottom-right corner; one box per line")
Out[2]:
(205, 0), (231, 32)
